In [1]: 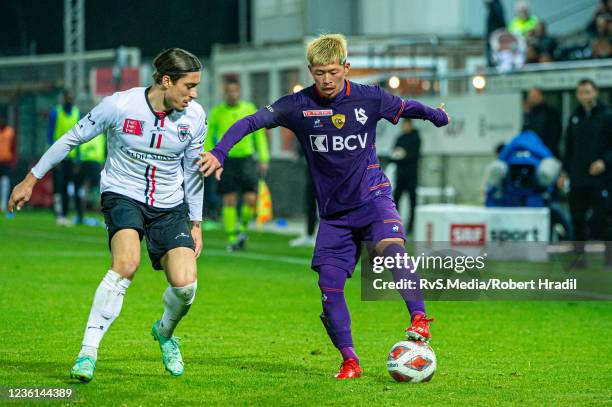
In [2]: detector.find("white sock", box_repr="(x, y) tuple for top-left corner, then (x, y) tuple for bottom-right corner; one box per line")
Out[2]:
(158, 281), (197, 338)
(0, 176), (9, 212)
(78, 270), (131, 359)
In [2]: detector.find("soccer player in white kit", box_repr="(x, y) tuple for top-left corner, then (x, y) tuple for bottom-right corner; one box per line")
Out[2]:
(8, 48), (207, 381)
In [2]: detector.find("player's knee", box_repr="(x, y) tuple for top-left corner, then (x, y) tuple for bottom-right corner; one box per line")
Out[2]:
(168, 263), (197, 287)
(317, 265), (347, 291)
(112, 255), (140, 278)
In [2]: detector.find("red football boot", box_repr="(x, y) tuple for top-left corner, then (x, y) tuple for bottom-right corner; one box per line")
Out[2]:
(335, 358), (363, 379)
(405, 314), (434, 342)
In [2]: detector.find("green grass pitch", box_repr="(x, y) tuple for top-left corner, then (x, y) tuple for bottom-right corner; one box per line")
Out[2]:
(0, 212), (611, 406)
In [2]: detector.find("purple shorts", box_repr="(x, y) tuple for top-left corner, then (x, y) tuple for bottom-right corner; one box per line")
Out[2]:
(312, 196), (405, 275)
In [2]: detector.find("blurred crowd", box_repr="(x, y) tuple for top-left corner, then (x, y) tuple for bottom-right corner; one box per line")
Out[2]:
(485, 0), (612, 71)
(484, 79), (612, 265)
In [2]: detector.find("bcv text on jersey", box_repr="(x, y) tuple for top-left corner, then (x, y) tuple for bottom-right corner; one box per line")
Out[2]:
(309, 133), (368, 152)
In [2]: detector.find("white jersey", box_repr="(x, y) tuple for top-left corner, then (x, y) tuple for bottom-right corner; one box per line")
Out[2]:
(32, 87), (206, 221)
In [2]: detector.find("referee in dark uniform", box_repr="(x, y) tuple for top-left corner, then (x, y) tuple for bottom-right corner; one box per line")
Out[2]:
(390, 119), (421, 234)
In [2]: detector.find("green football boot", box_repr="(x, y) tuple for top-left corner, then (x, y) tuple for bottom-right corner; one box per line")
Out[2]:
(151, 320), (184, 377)
(70, 355), (96, 383)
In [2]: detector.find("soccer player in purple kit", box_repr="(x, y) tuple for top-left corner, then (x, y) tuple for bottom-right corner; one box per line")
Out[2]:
(199, 34), (450, 379)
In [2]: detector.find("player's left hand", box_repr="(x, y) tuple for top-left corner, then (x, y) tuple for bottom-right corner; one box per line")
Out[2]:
(198, 151), (224, 180)
(191, 222), (203, 258)
(589, 159), (606, 176)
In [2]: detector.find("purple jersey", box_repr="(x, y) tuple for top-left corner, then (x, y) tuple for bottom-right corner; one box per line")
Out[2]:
(211, 80), (447, 217)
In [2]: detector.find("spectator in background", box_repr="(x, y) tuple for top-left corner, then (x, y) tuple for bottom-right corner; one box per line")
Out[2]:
(485, 0), (506, 67)
(523, 87), (562, 158)
(390, 119), (421, 234)
(490, 29), (526, 72)
(526, 21), (557, 62)
(522, 88), (571, 239)
(560, 79), (612, 268)
(590, 13), (612, 59)
(0, 113), (16, 213)
(48, 90), (80, 226)
(509, 1), (539, 38)
(587, 0), (612, 37)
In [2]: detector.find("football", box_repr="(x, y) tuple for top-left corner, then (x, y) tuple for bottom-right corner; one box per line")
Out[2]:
(386, 341), (436, 383)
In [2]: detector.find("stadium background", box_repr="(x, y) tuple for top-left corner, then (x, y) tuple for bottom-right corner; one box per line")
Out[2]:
(2, 0), (610, 218)
(1, 1), (611, 405)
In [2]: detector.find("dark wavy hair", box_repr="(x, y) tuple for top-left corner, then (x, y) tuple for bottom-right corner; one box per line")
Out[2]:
(152, 48), (202, 84)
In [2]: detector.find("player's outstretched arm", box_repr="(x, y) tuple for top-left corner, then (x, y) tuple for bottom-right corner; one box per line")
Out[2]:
(10, 96), (114, 212)
(379, 86), (450, 128)
(199, 99), (288, 178)
(402, 100), (450, 128)
(8, 172), (38, 212)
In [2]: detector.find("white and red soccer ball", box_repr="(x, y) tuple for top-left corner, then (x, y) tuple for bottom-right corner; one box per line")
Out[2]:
(386, 341), (436, 383)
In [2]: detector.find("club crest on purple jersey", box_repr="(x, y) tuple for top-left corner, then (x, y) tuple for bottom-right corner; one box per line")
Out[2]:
(332, 113), (346, 129)
(177, 124), (191, 142)
(354, 107), (368, 125)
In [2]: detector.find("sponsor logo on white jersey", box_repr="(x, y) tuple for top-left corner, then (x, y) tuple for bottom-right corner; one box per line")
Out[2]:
(123, 118), (143, 136)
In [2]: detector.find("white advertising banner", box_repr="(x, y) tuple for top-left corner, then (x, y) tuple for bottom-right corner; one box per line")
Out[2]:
(414, 204), (550, 261)
(375, 93), (522, 155)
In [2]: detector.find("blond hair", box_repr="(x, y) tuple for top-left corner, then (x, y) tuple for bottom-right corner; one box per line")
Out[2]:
(306, 34), (348, 66)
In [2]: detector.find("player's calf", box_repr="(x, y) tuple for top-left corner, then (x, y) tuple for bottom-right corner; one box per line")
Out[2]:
(71, 269), (131, 382)
(159, 281), (197, 337)
(152, 282), (197, 376)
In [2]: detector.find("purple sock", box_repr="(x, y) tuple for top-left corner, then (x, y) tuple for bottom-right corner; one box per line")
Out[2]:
(340, 347), (359, 362)
(381, 244), (426, 316)
(317, 265), (357, 358)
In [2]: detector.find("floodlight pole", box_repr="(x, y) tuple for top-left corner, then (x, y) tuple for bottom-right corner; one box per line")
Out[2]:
(64, 0), (86, 103)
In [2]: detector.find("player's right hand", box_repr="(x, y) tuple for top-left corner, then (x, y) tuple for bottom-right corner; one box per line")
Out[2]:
(8, 173), (38, 212)
(197, 151), (224, 181)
